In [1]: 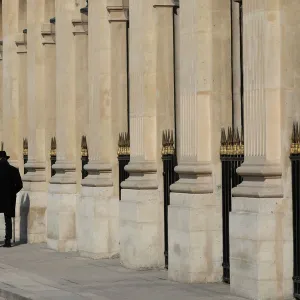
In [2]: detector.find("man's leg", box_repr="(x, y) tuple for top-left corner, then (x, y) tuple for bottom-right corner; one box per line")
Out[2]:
(4, 214), (12, 247)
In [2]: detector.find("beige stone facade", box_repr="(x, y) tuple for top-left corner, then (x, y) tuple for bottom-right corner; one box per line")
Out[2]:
(0, 0), (298, 299)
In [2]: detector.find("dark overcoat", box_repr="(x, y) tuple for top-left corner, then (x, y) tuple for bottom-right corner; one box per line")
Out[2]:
(0, 160), (23, 217)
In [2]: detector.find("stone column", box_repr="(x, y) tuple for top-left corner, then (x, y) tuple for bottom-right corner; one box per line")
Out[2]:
(230, 1), (292, 299)
(15, 31), (27, 177)
(41, 21), (56, 183)
(119, 0), (176, 269)
(78, 0), (126, 259)
(169, 0), (232, 282)
(154, 1), (175, 133)
(72, 15), (88, 192)
(2, 0), (20, 167)
(14, 29), (28, 243)
(232, 0), (242, 128)
(19, 0), (49, 245)
(47, 0), (77, 252)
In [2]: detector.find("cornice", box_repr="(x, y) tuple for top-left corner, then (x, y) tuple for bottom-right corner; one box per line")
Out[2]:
(72, 19), (88, 35)
(107, 6), (129, 22)
(41, 23), (55, 45)
(15, 32), (27, 54)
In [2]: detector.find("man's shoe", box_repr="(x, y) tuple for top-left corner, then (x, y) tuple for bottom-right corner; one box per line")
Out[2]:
(3, 241), (11, 247)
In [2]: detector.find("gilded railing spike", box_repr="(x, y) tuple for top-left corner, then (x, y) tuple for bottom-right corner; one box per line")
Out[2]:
(50, 136), (56, 156)
(162, 129), (175, 155)
(23, 138), (28, 156)
(118, 132), (130, 156)
(81, 135), (88, 157)
(290, 121), (300, 155)
(220, 126), (244, 157)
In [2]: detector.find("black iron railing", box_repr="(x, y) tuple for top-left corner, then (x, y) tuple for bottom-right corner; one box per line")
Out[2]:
(50, 137), (56, 177)
(220, 127), (244, 284)
(162, 130), (178, 269)
(290, 123), (300, 299)
(118, 132), (130, 200)
(23, 138), (28, 175)
(81, 136), (89, 179)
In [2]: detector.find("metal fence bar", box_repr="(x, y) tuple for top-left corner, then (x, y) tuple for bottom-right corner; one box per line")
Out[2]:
(118, 154), (130, 200)
(117, 132), (130, 200)
(290, 122), (300, 299)
(220, 127), (244, 284)
(161, 129), (178, 269)
(162, 153), (178, 269)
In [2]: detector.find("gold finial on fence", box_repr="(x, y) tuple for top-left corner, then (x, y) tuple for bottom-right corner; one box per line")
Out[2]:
(220, 128), (227, 155)
(118, 132), (130, 156)
(50, 137), (56, 156)
(291, 122), (300, 154)
(81, 135), (88, 157)
(220, 127), (244, 156)
(162, 129), (175, 155)
(23, 138), (28, 156)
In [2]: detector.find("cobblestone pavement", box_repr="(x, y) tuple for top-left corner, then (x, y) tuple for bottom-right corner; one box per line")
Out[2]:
(0, 243), (246, 300)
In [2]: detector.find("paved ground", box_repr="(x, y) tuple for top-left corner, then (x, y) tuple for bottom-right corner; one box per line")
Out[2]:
(0, 243), (246, 300)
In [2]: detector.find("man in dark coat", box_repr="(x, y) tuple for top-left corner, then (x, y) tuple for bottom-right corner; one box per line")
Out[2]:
(0, 151), (23, 247)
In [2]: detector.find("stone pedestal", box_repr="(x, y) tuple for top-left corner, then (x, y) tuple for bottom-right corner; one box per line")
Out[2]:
(230, 1), (293, 299)
(47, 183), (77, 251)
(47, 0), (77, 252)
(169, 0), (232, 282)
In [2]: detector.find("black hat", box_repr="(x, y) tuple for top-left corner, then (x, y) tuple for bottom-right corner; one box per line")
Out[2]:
(0, 151), (10, 159)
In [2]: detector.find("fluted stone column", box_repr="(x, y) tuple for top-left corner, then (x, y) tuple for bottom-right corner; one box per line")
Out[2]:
(18, 0), (50, 245)
(14, 30), (28, 243)
(2, 0), (24, 242)
(232, 0), (242, 128)
(230, 1), (292, 299)
(169, 0), (232, 282)
(119, 0), (176, 269)
(72, 15), (88, 191)
(15, 31), (27, 177)
(2, 0), (20, 168)
(78, 0), (127, 259)
(41, 21), (56, 183)
(154, 1), (175, 134)
(47, 0), (77, 252)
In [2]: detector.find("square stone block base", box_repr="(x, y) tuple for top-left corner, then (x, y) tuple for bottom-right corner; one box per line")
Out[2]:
(120, 189), (164, 269)
(19, 182), (47, 244)
(168, 192), (222, 283)
(230, 196), (293, 300)
(47, 183), (77, 252)
(77, 186), (119, 259)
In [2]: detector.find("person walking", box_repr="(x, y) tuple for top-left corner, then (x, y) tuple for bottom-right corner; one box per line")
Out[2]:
(0, 151), (23, 247)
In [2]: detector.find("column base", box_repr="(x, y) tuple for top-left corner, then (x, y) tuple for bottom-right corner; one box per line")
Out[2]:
(19, 181), (47, 244)
(170, 162), (213, 194)
(230, 196), (293, 300)
(119, 188), (164, 269)
(77, 186), (119, 259)
(23, 161), (46, 182)
(168, 192), (222, 283)
(47, 183), (77, 252)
